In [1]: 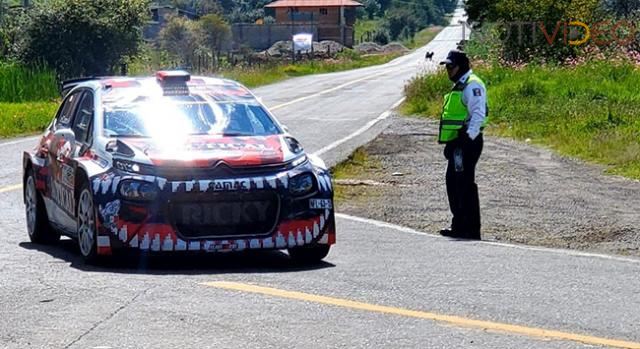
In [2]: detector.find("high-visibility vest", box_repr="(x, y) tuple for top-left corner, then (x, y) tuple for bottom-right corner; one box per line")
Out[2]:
(438, 73), (488, 143)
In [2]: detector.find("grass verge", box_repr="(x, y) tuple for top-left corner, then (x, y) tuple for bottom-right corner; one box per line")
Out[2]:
(331, 147), (380, 202)
(404, 26), (444, 50)
(0, 64), (58, 102)
(207, 52), (403, 88)
(0, 102), (59, 138)
(403, 62), (640, 179)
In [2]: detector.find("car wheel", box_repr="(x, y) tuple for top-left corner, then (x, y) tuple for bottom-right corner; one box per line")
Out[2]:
(287, 244), (330, 264)
(77, 181), (98, 262)
(25, 171), (59, 244)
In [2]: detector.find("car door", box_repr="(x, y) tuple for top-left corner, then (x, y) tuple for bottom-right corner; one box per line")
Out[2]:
(45, 90), (87, 233)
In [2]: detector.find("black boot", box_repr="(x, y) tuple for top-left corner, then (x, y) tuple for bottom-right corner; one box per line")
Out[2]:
(440, 228), (464, 238)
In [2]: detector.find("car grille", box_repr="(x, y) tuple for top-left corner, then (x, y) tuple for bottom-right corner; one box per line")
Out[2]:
(170, 191), (280, 239)
(151, 162), (294, 181)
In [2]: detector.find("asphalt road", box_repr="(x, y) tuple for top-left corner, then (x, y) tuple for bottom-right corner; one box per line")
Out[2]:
(2, 8), (640, 349)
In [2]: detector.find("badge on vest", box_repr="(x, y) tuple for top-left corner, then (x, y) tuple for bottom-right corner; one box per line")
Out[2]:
(473, 88), (482, 96)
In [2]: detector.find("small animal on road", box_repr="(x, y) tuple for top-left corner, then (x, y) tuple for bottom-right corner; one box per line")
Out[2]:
(425, 51), (434, 60)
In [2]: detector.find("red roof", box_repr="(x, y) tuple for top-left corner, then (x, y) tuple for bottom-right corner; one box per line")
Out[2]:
(265, 0), (362, 8)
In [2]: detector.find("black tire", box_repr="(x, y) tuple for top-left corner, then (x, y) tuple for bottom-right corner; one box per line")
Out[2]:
(76, 179), (99, 263)
(24, 170), (60, 244)
(287, 244), (330, 264)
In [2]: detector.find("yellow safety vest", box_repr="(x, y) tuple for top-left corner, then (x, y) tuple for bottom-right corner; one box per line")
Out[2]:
(438, 73), (488, 143)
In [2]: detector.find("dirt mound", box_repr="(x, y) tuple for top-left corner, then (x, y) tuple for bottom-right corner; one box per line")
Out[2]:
(354, 42), (383, 54)
(263, 40), (345, 58)
(354, 42), (409, 55)
(382, 42), (409, 54)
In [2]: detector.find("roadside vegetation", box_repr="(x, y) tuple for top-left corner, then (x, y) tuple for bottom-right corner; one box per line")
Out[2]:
(404, 0), (640, 180)
(224, 51), (403, 87)
(330, 147), (380, 203)
(404, 63), (640, 179)
(0, 64), (58, 137)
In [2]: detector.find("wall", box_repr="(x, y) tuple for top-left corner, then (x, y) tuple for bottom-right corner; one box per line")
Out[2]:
(232, 23), (355, 50)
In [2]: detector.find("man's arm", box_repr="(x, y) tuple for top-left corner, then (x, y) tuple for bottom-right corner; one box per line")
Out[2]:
(462, 82), (487, 140)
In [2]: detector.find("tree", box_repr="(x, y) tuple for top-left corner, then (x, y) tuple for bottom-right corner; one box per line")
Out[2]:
(384, 8), (418, 40)
(159, 16), (200, 68)
(360, 0), (381, 19)
(465, 0), (602, 62)
(172, 0), (223, 15)
(604, 0), (640, 17)
(0, 7), (31, 60)
(197, 13), (231, 65)
(23, 0), (149, 78)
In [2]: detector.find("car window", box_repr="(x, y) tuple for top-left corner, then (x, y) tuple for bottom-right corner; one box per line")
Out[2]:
(56, 91), (82, 129)
(72, 91), (94, 144)
(103, 97), (280, 138)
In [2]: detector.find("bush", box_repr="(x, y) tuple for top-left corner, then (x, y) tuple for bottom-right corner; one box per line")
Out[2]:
(22, 0), (149, 79)
(373, 31), (390, 45)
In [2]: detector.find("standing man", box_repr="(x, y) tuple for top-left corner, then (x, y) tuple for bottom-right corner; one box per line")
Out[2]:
(438, 50), (488, 240)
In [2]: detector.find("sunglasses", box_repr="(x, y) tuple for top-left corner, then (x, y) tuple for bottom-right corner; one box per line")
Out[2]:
(445, 63), (455, 69)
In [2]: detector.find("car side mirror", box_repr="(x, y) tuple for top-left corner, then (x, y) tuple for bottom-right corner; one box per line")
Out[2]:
(51, 128), (76, 158)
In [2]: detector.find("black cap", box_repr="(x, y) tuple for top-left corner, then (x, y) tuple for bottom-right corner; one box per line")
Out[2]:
(440, 50), (469, 66)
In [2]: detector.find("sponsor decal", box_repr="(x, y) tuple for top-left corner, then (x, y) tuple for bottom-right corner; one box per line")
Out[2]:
(178, 200), (271, 226)
(51, 181), (75, 214)
(187, 142), (269, 152)
(60, 164), (75, 188)
(210, 179), (249, 191)
(99, 200), (121, 233)
(310, 199), (333, 210)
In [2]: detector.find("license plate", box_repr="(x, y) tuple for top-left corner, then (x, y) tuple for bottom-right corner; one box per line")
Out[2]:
(309, 199), (332, 210)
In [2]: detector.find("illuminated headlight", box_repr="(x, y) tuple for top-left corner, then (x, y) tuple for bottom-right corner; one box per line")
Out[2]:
(119, 180), (158, 201)
(291, 155), (307, 167)
(289, 173), (314, 196)
(114, 159), (141, 173)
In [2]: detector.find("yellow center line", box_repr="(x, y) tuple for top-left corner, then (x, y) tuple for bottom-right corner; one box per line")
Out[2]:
(203, 281), (640, 349)
(0, 183), (22, 194)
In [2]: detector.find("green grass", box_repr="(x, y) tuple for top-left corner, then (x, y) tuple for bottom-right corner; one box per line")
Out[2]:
(0, 64), (59, 138)
(403, 62), (640, 179)
(404, 26), (444, 50)
(0, 64), (58, 102)
(354, 19), (383, 44)
(221, 52), (402, 88)
(0, 102), (59, 137)
(330, 147), (379, 202)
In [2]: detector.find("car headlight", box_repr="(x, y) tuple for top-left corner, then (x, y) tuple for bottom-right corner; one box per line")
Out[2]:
(289, 173), (315, 196)
(119, 180), (158, 201)
(114, 159), (141, 173)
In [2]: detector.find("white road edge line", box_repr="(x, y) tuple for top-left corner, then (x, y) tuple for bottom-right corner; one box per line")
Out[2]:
(336, 213), (640, 265)
(313, 97), (406, 157)
(271, 67), (406, 111)
(0, 136), (39, 147)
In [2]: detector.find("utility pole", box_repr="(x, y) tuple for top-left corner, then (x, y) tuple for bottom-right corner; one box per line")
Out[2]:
(459, 20), (467, 42)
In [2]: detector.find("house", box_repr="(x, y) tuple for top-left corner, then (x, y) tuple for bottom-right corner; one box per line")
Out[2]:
(263, 0), (362, 47)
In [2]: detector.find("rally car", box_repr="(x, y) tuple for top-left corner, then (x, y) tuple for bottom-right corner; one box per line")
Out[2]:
(23, 71), (335, 263)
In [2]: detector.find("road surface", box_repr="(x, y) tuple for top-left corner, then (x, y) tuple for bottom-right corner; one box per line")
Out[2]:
(2, 8), (640, 349)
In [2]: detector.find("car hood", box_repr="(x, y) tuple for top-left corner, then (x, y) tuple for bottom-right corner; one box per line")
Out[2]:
(117, 135), (295, 167)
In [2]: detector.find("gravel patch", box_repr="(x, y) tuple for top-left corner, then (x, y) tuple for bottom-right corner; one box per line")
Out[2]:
(335, 116), (640, 256)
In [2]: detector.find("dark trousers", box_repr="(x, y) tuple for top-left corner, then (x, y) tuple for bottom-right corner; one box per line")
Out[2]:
(444, 133), (483, 238)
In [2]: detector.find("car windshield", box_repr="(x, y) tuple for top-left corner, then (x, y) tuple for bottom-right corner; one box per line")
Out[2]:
(103, 95), (281, 138)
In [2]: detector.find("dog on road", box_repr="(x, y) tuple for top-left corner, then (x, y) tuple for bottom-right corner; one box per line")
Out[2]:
(425, 51), (434, 60)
